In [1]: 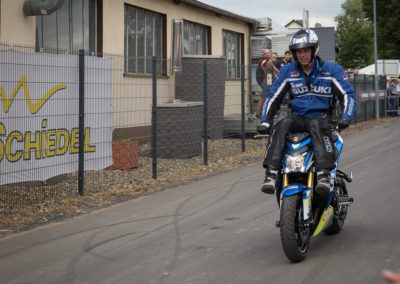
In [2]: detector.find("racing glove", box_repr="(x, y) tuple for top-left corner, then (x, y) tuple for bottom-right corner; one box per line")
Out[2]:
(256, 122), (271, 134)
(338, 119), (350, 131)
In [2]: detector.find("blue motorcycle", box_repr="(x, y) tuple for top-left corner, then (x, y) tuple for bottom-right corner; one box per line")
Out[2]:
(259, 126), (354, 262)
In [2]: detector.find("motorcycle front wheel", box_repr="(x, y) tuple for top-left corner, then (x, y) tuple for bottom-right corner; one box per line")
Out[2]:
(280, 194), (310, 263)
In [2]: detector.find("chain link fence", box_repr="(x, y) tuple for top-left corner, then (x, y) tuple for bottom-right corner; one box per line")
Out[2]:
(0, 44), (389, 213)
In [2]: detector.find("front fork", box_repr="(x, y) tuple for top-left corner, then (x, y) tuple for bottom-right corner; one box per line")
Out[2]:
(281, 172), (314, 221)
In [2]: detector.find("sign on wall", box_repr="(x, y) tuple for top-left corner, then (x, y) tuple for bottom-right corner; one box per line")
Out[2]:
(0, 50), (112, 185)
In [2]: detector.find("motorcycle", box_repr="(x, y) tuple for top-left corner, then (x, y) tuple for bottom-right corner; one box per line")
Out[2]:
(257, 124), (354, 263)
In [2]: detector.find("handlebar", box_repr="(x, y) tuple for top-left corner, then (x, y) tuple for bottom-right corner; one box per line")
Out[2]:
(254, 134), (269, 139)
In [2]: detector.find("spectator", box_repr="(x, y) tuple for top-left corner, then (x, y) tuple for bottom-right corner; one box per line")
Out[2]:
(387, 79), (399, 117)
(271, 52), (280, 75)
(275, 51), (293, 104)
(255, 49), (277, 118)
(276, 50), (293, 70)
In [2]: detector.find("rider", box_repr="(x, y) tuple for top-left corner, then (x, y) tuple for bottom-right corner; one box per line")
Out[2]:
(257, 29), (356, 196)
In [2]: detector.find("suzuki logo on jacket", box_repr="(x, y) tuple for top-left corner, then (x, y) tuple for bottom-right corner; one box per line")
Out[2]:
(291, 84), (332, 95)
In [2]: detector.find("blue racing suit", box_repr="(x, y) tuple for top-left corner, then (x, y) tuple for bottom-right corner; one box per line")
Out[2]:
(262, 58), (355, 124)
(261, 57), (356, 171)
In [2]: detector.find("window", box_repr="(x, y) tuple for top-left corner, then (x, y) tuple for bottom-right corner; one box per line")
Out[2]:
(183, 21), (210, 55)
(36, 0), (98, 54)
(125, 5), (165, 75)
(223, 30), (243, 79)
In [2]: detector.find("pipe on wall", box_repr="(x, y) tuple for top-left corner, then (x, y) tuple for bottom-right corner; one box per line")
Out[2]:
(23, 0), (65, 16)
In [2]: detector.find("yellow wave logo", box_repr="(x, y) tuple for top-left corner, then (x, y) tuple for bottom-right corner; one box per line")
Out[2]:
(0, 75), (67, 114)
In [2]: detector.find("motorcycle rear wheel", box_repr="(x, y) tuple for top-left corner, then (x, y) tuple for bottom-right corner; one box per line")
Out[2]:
(280, 194), (310, 263)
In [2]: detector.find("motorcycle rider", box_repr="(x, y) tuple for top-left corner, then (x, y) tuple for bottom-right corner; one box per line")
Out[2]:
(257, 29), (356, 196)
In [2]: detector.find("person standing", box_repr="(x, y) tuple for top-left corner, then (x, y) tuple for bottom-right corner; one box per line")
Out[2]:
(255, 49), (277, 118)
(276, 50), (293, 70)
(271, 52), (281, 74)
(387, 79), (399, 117)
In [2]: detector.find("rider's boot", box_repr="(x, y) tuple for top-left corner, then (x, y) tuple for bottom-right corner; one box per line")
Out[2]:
(261, 169), (278, 194)
(315, 170), (330, 196)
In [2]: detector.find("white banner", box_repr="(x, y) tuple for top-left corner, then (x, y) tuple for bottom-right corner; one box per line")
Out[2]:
(0, 50), (112, 185)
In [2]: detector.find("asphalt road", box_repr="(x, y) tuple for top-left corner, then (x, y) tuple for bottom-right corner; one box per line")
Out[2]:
(1, 118), (399, 284)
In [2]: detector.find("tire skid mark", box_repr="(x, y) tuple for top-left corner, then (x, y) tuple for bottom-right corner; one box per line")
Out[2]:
(0, 214), (177, 259)
(153, 174), (257, 284)
(64, 174), (258, 283)
(62, 215), (178, 283)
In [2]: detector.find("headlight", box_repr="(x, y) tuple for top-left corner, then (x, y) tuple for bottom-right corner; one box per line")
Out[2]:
(285, 153), (306, 173)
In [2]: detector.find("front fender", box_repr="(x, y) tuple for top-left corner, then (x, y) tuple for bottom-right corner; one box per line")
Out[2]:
(281, 184), (312, 221)
(281, 184), (310, 197)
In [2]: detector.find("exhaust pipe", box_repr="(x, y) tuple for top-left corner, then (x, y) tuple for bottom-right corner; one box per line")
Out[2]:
(23, 0), (66, 16)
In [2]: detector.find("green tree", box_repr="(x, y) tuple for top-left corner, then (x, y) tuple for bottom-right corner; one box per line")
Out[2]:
(335, 0), (373, 68)
(362, 0), (400, 59)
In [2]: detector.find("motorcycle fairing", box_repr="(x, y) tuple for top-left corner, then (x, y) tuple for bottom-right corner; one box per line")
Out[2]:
(285, 136), (312, 156)
(312, 205), (334, 237)
(283, 137), (314, 173)
(334, 133), (344, 166)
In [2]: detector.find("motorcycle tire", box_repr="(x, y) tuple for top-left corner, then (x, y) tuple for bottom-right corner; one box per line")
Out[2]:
(324, 179), (348, 235)
(280, 194), (310, 263)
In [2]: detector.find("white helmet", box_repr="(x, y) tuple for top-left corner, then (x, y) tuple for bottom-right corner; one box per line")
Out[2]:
(289, 29), (319, 61)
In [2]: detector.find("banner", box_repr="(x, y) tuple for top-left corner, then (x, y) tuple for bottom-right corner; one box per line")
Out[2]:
(0, 50), (112, 185)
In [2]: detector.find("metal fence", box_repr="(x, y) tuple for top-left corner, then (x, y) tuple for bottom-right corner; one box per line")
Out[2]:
(350, 74), (388, 121)
(0, 44), (390, 213)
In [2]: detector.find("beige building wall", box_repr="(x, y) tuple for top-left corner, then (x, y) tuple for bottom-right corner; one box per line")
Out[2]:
(0, 0), (36, 45)
(104, 0), (251, 127)
(103, 0), (250, 57)
(0, 0), (251, 129)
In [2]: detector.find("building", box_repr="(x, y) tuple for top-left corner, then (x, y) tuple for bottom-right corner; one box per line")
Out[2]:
(0, 0), (258, 137)
(268, 25), (336, 62)
(312, 26), (336, 62)
(284, 19), (303, 30)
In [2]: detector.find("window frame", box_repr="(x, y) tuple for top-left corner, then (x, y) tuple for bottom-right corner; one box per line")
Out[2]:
(182, 19), (211, 56)
(35, 0), (100, 55)
(124, 4), (167, 76)
(222, 29), (244, 79)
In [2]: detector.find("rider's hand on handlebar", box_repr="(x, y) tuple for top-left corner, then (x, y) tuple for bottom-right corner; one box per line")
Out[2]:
(338, 119), (350, 131)
(257, 122), (271, 135)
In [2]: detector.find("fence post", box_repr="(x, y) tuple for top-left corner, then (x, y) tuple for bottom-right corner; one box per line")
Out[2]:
(363, 74), (366, 91)
(203, 61), (208, 166)
(78, 49), (85, 195)
(353, 74), (357, 123)
(152, 56), (157, 179)
(241, 65), (245, 152)
(374, 74), (380, 120)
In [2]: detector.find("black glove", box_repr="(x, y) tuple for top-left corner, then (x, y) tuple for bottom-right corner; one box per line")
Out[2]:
(257, 123), (271, 134)
(338, 119), (350, 131)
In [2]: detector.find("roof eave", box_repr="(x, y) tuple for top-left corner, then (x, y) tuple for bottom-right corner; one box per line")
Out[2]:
(178, 0), (259, 26)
